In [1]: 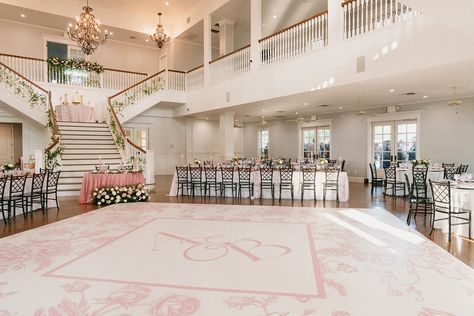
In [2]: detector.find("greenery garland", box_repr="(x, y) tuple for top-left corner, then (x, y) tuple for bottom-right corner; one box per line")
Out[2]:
(0, 65), (47, 108)
(108, 108), (125, 150)
(45, 108), (64, 169)
(111, 76), (165, 112)
(47, 57), (104, 74)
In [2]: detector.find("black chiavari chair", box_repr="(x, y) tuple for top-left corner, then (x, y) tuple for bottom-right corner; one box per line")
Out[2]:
(221, 167), (237, 198)
(279, 167), (294, 201)
(323, 168), (340, 202)
(8, 174), (28, 219)
(442, 163), (455, 168)
(189, 166), (205, 197)
(301, 167), (316, 202)
(430, 180), (471, 241)
(457, 164), (469, 174)
(176, 166), (189, 196)
(43, 170), (61, 210)
(406, 168), (432, 225)
(238, 167), (254, 199)
(444, 166), (457, 180)
(0, 176), (8, 224)
(26, 172), (46, 214)
(204, 166), (221, 197)
(259, 167), (274, 200)
(369, 163), (384, 193)
(384, 165), (405, 196)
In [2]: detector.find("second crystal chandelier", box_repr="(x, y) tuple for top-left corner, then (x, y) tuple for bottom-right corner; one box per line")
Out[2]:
(150, 12), (170, 48)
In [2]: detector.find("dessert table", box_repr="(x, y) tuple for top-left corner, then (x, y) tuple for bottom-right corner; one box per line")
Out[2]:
(78, 172), (145, 204)
(55, 103), (95, 122)
(168, 170), (349, 201)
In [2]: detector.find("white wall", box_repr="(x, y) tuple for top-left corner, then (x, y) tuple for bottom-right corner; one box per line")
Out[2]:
(0, 20), (160, 75)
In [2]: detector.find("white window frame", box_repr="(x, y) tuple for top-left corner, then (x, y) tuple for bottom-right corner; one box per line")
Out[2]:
(298, 119), (332, 161)
(258, 129), (269, 157)
(367, 111), (421, 176)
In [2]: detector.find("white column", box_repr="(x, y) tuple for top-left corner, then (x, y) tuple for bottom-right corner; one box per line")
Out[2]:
(185, 118), (194, 164)
(203, 14), (212, 85)
(34, 149), (44, 173)
(219, 112), (234, 160)
(328, 0), (343, 45)
(145, 149), (155, 184)
(250, 0), (262, 70)
(218, 19), (235, 56)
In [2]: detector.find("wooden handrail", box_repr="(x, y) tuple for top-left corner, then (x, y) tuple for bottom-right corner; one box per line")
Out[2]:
(44, 91), (61, 154)
(109, 69), (166, 99)
(258, 11), (328, 43)
(0, 52), (148, 76)
(341, 0), (358, 7)
(107, 96), (145, 154)
(0, 62), (49, 94)
(186, 64), (204, 73)
(209, 44), (251, 64)
(168, 69), (186, 74)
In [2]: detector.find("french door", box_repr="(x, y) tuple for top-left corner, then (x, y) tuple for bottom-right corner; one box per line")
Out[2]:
(372, 120), (417, 169)
(302, 126), (331, 159)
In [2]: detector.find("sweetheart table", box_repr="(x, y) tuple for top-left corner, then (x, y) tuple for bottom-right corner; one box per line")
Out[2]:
(78, 172), (145, 204)
(55, 103), (95, 122)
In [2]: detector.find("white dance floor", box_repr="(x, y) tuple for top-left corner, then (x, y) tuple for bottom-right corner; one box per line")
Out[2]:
(0, 203), (473, 315)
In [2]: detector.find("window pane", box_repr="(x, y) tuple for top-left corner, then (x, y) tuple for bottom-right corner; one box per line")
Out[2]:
(407, 124), (416, 133)
(397, 124), (407, 133)
(374, 126), (383, 134)
(383, 125), (391, 134)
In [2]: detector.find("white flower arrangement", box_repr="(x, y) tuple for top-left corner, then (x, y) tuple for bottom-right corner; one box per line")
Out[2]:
(0, 162), (15, 171)
(193, 158), (201, 166)
(92, 184), (149, 206)
(411, 159), (431, 167)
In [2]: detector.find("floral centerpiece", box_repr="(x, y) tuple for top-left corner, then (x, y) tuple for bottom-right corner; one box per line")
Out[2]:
(411, 159), (431, 167)
(277, 158), (287, 166)
(92, 184), (149, 206)
(231, 157), (243, 165)
(193, 158), (201, 166)
(0, 162), (15, 171)
(317, 158), (328, 167)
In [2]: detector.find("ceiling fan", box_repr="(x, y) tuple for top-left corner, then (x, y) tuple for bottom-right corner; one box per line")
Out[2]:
(448, 87), (462, 107)
(233, 118), (244, 128)
(258, 116), (273, 127)
(286, 112), (317, 123)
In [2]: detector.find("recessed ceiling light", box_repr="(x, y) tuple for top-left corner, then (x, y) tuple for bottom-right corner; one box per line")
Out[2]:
(145, 39), (149, 42)
(389, 89), (395, 93)
(109, 32), (113, 35)
(422, 95), (428, 99)
(206, 117), (209, 120)
(338, 106), (344, 110)
(303, 102), (308, 106)
(295, 111), (299, 114)
(165, 1), (170, 5)
(273, 15), (277, 19)
(20, 13), (25, 18)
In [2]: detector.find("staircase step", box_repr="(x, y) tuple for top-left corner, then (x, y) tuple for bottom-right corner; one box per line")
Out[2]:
(57, 122), (107, 128)
(61, 130), (111, 136)
(59, 177), (84, 185)
(60, 171), (91, 178)
(62, 153), (121, 159)
(62, 144), (118, 150)
(58, 125), (109, 131)
(62, 158), (122, 165)
(61, 135), (114, 140)
(60, 164), (122, 172)
(58, 183), (83, 191)
(61, 139), (116, 145)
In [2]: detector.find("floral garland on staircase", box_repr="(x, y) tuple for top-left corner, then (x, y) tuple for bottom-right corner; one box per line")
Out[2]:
(45, 107), (64, 169)
(108, 107), (125, 150)
(0, 64), (47, 108)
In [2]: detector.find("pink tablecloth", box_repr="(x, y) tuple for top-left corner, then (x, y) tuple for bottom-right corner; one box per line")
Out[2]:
(55, 104), (96, 122)
(78, 172), (145, 204)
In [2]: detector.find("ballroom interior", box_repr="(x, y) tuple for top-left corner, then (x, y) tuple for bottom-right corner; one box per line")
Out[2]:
(0, 0), (473, 315)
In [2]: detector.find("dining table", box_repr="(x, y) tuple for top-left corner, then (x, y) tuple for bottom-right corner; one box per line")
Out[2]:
(78, 172), (145, 204)
(380, 167), (445, 196)
(168, 169), (349, 201)
(434, 181), (474, 239)
(55, 103), (96, 122)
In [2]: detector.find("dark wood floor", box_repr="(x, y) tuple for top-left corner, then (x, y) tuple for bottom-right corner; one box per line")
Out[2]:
(1, 175), (473, 268)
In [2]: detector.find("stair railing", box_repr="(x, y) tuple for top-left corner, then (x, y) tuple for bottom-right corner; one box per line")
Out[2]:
(107, 96), (148, 178)
(45, 91), (63, 169)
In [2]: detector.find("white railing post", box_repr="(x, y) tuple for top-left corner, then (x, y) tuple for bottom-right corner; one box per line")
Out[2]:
(145, 149), (155, 185)
(34, 149), (44, 173)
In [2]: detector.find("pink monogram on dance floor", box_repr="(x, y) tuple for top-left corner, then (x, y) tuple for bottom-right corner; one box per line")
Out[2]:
(0, 203), (473, 316)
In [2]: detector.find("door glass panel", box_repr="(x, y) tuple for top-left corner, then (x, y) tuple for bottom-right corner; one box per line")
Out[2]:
(303, 129), (315, 159)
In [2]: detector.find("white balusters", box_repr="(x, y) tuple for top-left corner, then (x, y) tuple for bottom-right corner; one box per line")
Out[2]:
(167, 70), (186, 91)
(209, 45), (251, 83)
(343, 0), (419, 40)
(259, 12), (328, 66)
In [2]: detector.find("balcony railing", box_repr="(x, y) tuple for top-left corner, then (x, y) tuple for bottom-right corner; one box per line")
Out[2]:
(342, 0), (420, 39)
(167, 70), (186, 91)
(259, 11), (328, 66)
(186, 65), (204, 90)
(0, 53), (148, 90)
(209, 45), (251, 83)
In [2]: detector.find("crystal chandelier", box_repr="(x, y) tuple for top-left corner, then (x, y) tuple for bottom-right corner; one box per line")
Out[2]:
(150, 12), (170, 48)
(67, 0), (108, 55)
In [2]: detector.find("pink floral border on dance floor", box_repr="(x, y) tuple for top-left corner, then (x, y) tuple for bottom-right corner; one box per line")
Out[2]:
(0, 203), (473, 316)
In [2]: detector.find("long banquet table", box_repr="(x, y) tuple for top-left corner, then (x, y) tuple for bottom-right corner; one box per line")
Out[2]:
(169, 170), (349, 201)
(79, 172), (145, 204)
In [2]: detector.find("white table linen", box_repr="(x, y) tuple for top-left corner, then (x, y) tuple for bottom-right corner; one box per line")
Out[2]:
(168, 170), (349, 201)
(381, 168), (444, 196)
